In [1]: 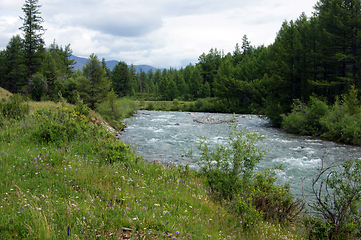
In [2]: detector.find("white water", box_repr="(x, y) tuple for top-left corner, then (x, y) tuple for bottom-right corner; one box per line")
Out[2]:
(120, 110), (361, 200)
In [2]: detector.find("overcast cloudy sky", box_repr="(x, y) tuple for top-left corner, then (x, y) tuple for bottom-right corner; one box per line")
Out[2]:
(0, 0), (317, 68)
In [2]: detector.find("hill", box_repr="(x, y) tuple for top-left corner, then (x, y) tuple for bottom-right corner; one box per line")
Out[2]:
(70, 55), (158, 73)
(0, 87), (12, 99)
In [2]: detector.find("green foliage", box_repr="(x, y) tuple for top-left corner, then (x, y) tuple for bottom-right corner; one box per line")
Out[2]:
(54, 77), (78, 104)
(250, 166), (303, 223)
(342, 85), (360, 115)
(0, 94), (29, 122)
(234, 194), (264, 229)
(195, 123), (265, 200)
(98, 139), (131, 164)
(303, 216), (333, 240)
(193, 122), (303, 228)
(0, 106), (306, 240)
(31, 105), (91, 143)
(95, 90), (129, 131)
(74, 92), (90, 117)
(304, 158), (361, 239)
(3, 35), (27, 93)
(139, 98), (145, 108)
(283, 88), (361, 145)
(145, 101), (155, 110)
(282, 97), (329, 135)
(19, 0), (46, 79)
(111, 61), (131, 97)
(28, 73), (47, 101)
(81, 53), (111, 109)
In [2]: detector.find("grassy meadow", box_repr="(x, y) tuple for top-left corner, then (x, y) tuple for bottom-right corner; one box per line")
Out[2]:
(0, 91), (305, 239)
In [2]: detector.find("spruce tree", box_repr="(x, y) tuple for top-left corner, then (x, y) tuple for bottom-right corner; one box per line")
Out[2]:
(4, 35), (27, 93)
(19, 0), (46, 80)
(111, 61), (130, 97)
(81, 54), (111, 109)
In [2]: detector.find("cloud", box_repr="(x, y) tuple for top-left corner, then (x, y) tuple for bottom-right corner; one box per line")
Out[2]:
(73, 12), (163, 37)
(1, 0), (318, 68)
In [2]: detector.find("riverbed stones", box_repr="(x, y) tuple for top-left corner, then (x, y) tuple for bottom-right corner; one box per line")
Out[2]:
(193, 116), (237, 124)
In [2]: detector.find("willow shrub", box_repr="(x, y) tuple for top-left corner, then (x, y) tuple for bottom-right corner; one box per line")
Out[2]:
(282, 87), (361, 145)
(304, 158), (361, 239)
(320, 98), (361, 145)
(281, 97), (329, 136)
(194, 122), (301, 226)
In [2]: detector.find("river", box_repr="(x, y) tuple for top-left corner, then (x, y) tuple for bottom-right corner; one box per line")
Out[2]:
(119, 110), (361, 200)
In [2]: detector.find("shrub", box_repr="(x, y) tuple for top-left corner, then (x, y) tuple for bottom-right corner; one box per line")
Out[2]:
(195, 122), (265, 200)
(303, 157), (361, 239)
(0, 94), (29, 121)
(29, 73), (48, 101)
(31, 106), (91, 143)
(282, 97), (328, 136)
(250, 166), (303, 223)
(98, 139), (132, 164)
(194, 121), (303, 227)
(146, 101), (155, 110)
(139, 98), (145, 108)
(234, 194), (264, 230)
(170, 99), (180, 111)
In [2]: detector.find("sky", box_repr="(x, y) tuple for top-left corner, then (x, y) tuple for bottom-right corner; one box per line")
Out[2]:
(0, 0), (317, 69)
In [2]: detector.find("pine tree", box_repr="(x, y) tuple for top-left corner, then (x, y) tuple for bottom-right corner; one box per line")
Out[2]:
(81, 54), (111, 109)
(111, 61), (130, 97)
(19, 0), (46, 80)
(0, 50), (7, 89)
(4, 35), (27, 93)
(189, 67), (203, 99)
(315, 0), (361, 93)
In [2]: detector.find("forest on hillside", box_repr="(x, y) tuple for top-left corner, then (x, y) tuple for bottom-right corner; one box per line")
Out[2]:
(1, 0), (361, 142)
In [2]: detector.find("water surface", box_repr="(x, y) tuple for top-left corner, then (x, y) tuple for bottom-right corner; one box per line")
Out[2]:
(120, 110), (361, 200)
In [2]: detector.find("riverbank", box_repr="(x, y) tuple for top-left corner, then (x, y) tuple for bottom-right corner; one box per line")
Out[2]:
(0, 98), (305, 239)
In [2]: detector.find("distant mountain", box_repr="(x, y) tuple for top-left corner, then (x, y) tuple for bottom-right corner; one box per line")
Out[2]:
(70, 55), (158, 73)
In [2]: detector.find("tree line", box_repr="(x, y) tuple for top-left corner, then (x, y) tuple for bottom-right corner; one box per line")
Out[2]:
(107, 0), (361, 128)
(1, 0), (361, 128)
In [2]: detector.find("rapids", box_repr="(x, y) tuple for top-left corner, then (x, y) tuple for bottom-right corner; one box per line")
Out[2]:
(119, 110), (361, 200)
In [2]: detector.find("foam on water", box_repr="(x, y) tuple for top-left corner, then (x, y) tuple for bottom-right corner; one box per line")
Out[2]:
(120, 110), (361, 200)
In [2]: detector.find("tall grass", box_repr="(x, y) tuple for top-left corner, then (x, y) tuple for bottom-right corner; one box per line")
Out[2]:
(0, 87), (13, 100)
(0, 100), (305, 239)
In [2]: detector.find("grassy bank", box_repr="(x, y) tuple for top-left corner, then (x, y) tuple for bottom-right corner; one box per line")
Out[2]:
(0, 93), (305, 239)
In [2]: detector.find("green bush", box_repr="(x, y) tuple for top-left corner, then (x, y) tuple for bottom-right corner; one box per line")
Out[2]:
(146, 101), (155, 110)
(282, 97), (328, 135)
(32, 106), (91, 143)
(0, 94), (29, 121)
(234, 194), (264, 230)
(195, 123), (265, 200)
(320, 97), (361, 145)
(194, 122), (303, 227)
(29, 73), (48, 101)
(98, 139), (132, 164)
(283, 88), (361, 145)
(250, 166), (303, 223)
(305, 158), (361, 239)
